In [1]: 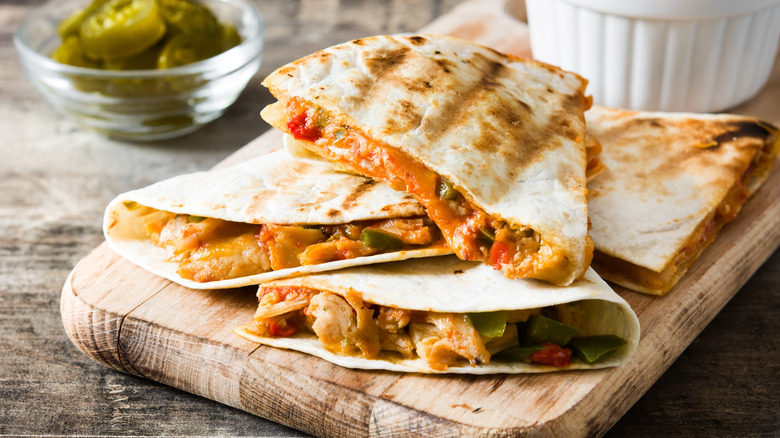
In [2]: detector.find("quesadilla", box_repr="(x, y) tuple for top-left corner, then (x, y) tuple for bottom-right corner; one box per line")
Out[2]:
(586, 106), (780, 295)
(260, 34), (593, 286)
(103, 150), (451, 289)
(235, 255), (639, 373)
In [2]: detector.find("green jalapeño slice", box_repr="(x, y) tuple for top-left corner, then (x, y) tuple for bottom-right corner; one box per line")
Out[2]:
(157, 33), (215, 68)
(158, 0), (219, 35)
(51, 0), (243, 71)
(80, 0), (167, 61)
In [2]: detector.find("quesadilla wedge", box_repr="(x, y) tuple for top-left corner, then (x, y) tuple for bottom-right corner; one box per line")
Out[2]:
(235, 255), (639, 374)
(260, 34), (593, 286)
(104, 150), (451, 289)
(586, 106), (780, 295)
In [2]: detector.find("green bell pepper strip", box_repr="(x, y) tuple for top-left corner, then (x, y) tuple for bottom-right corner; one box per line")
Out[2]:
(522, 314), (578, 346)
(360, 229), (403, 250)
(121, 200), (140, 211)
(436, 177), (459, 201)
(492, 344), (546, 362)
(478, 227), (496, 242)
(467, 310), (510, 338)
(568, 335), (627, 364)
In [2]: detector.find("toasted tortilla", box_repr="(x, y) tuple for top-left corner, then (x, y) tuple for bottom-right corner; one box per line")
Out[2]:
(104, 149), (452, 289)
(260, 34), (592, 286)
(235, 256), (639, 374)
(586, 106), (780, 295)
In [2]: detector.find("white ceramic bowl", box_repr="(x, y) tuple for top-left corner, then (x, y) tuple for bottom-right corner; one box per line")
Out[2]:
(15, 0), (264, 141)
(525, 0), (780, 112)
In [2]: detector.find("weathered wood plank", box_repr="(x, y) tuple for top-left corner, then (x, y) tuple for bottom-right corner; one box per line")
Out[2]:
(118, 286), (259, 404)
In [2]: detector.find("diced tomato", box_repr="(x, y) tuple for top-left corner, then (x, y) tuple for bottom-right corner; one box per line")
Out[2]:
(258, 225), (274, 243)
(268, 321), (298, 337)
(529, 342), (572, 367)
(261, 286), (312, 302)
(489, 240), (513, 269)
(287, 112), (322, 142)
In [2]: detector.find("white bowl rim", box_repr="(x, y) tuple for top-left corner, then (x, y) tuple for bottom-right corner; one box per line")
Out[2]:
(551, 0), (780, 20)
(14, 0), (265, 78)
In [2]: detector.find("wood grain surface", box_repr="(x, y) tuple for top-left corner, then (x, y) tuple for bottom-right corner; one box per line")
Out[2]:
(2, 0), (779, 437)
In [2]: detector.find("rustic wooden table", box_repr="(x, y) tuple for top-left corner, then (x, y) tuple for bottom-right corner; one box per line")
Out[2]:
(1, 0), (778, 436)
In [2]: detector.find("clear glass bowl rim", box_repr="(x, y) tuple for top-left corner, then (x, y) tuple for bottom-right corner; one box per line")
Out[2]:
(14, 0), (265, 78)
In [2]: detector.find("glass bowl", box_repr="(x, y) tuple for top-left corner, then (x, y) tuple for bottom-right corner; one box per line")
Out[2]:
(14, 0), (265, 141)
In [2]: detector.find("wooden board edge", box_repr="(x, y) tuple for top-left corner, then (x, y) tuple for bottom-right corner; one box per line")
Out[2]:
(60, 267), (139, 376)
(117, 317), (256, 411)
(239, 352), (377, 436)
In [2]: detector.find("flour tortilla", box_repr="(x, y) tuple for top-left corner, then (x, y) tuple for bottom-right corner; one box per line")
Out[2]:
(235, 256), (640, 374)
(104, 149), (452, 289)
(586, 106), (779, 294)
(261, 34), (592, 286)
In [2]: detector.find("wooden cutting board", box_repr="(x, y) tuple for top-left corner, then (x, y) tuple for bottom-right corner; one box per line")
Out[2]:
(60, 1), (780, 436)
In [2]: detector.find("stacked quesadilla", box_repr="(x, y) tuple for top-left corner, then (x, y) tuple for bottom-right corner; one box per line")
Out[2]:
(586, 106), (780, 295)
(227, 34), (641, 373)
(102, 32), (780, 375)
(102, 34), (640, 373)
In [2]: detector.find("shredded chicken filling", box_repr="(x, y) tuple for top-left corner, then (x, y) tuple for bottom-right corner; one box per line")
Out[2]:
(130, 204), (442, 282)
(244, 286), (586, 371)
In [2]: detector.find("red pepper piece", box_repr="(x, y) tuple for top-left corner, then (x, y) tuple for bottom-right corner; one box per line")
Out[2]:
(268, 321), (297, 337)
(489, 240), (513, 269)
(287, 112), (322, 142)
(529, 342), (572, 367)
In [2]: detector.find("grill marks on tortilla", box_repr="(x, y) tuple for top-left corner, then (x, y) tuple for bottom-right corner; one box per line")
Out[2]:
(418, 51), (571, 174)
(593, 117), (767, 196)
(363, 46), (412, 84)
(386, 100), (424, 133)
(302, 37), (584, 178)
(408, 36), (427, 45)
(711, 120), (772, 146)
(354, 42), (583, 175)
(341, 180), (379, 210)
(416, 53), (514, 141)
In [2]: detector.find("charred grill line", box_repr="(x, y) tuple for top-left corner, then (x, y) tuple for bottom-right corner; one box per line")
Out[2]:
(712, 121), (772, 146)
(341, 180), (379, 210)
